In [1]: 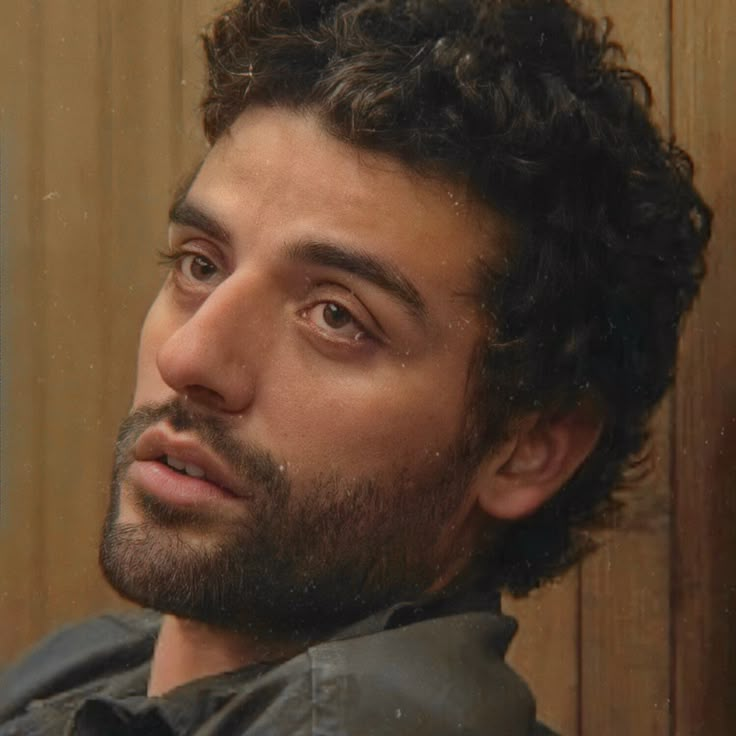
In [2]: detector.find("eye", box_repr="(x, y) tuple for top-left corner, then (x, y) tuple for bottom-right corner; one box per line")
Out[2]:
(158, 249), (221, 286)
(302, 301), (369, 342)
(179, 253), (219, 282)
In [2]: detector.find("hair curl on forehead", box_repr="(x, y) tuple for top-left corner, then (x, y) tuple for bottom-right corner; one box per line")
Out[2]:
(201, 0), (711, 592)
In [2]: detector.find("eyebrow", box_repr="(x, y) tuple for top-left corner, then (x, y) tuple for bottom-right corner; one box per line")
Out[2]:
(168, 198), (427, 322)
(168, 198), (232, 247)
(286, 239), (427, 322)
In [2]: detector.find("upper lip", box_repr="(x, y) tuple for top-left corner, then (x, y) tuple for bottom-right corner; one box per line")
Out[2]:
(134, 425), (244, 497)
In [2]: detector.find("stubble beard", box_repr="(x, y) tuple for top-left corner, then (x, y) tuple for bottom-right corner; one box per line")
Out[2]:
(100, 399), (476, 638)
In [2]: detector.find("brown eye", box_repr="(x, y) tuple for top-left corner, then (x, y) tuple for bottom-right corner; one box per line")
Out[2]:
(183, 254), (218, 282)
(302, 301), (369, 343)
(322, 303), (352, 329)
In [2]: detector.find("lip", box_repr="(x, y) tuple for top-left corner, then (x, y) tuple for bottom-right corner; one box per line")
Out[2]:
(133, 425), (244, 498)
(127, 459), (243, 508)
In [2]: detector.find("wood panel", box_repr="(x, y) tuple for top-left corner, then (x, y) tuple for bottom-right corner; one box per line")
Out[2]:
(0, 0), (48, 658)
(578, 3), (673, 734)
(38, 0), (112, 632)
(504, 572), (579, 735)
(181, 0), (222, 164)
(101, 0), (184, 456)
(0, 0), (224, 665)
(671, 0), (736, 733)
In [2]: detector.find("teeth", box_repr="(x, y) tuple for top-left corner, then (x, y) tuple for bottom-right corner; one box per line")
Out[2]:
(184, 463), (205, 478)
(166, 455), (185, 471)
(164, 455), (206, 479)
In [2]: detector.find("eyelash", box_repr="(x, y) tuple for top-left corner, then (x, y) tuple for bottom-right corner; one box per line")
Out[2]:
(158, 247), (377, 347)
(298, 301), (374, 345)
(157, 248), (221, 285)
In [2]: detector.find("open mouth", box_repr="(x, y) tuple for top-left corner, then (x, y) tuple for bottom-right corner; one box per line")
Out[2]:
(127, 454), (241, 509)
(132, 425), (242, 501)
(159, 454), (207, 479)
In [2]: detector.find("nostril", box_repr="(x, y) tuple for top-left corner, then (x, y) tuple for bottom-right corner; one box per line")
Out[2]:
(182, 385), (227, 409)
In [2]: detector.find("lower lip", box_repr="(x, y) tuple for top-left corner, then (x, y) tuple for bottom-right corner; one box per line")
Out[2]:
(127, 460), (240, 508)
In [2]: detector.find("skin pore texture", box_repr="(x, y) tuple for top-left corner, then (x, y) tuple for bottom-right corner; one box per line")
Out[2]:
(101, 106), (600, 697)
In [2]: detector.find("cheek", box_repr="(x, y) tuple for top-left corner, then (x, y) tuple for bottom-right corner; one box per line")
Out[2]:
(255, 352), (469, 471)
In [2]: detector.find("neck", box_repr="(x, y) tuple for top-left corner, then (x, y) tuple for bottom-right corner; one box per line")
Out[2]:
(148, 615), (308, 696)
(147, 512), (486, 696)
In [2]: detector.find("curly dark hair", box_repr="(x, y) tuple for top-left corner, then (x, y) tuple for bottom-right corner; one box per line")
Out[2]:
(200, 0), (711, 592)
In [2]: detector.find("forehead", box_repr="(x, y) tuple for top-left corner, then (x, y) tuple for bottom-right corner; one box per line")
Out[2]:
(185, 106), (507, 311)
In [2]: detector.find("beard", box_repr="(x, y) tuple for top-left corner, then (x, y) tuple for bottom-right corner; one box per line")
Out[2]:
(100, 398), (477, 638)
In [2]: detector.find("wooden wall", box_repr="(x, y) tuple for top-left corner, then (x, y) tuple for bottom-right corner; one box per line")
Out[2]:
(1, 2), (733, 734)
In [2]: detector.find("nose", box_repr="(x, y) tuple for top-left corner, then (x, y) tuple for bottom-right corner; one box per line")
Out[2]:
(155, 272), (271, 414)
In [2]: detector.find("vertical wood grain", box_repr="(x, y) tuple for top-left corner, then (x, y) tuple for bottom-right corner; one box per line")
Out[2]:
(504, 572), (580, 735)
(0, 0), (224, 666)
(181, 0), (222, 167)
(577, 3), (673, 734)
(95, 0), (190, 613)
(671, 0), (736, 732)
(0, 0), (49, 659)
(37, 0), (113, 631)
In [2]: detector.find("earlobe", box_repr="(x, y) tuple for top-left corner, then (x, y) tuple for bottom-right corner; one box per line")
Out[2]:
(476, 400), (603, 521)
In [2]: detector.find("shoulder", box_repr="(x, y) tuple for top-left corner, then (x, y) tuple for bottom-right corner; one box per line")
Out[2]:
(216, 610), (550, 736)
(0, 610), (159, 722)
(307, 611), (540, 736)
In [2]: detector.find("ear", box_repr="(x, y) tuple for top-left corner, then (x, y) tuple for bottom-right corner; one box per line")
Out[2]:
(475, 398), (604, 521)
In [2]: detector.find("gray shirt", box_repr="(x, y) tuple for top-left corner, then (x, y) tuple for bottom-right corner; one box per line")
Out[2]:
(0, 593), (557, 735)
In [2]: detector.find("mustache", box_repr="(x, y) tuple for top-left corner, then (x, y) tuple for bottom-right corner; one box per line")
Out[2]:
(116, 398), (288, 495)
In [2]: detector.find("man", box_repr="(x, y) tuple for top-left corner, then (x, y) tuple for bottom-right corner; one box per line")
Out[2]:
(0, 0), (710, 734)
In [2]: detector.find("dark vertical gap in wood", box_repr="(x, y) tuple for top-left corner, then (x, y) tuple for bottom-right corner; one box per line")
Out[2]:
(666, 0), (674, 133)
(668, 419), (677, 732)
(575, 562), (583, 736)
(665, 5), (676, 735)
(662, 4), (676, 725)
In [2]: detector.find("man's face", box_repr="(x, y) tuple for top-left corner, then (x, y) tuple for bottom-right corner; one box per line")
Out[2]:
(101, 106), (506, 634)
